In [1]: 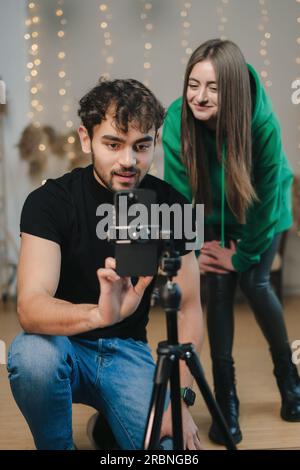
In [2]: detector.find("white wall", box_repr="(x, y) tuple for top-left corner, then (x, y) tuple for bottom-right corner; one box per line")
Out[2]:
(0, 0), (299, 292)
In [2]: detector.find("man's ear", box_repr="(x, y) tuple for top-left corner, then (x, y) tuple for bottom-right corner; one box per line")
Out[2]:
(78, 126), (92, 154)
(154, 131), (160, 146)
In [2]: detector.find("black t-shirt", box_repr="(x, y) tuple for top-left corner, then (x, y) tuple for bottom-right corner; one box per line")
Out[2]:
(20, 165), (193, 342)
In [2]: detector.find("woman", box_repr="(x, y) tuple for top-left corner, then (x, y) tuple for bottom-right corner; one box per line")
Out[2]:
(163, 39), (300, 445)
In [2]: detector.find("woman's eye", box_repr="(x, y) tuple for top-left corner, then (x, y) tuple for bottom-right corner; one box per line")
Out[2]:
(188, 84), (198, 89)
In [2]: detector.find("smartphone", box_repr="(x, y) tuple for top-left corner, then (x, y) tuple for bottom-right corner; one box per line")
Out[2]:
(113, 189), (159, 277)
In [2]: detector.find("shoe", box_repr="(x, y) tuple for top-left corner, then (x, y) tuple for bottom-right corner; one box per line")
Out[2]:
(87, 412), (119, 450)
(208, 358), (242, 445)
(272, 349), (300, 422)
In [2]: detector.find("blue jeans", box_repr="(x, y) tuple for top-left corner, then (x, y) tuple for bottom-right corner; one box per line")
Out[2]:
(7, 334), (171, 450)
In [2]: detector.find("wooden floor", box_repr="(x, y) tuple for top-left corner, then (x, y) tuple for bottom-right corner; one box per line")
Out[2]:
(1, 297), (300, 450)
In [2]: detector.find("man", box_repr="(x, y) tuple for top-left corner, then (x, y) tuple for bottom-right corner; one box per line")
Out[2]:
(8, 79), (203, 450)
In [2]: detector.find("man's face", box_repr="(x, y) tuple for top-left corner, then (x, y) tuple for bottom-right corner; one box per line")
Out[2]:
(79, 113), (156, 192)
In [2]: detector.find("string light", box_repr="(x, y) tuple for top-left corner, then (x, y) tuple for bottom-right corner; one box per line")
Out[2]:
(179, 1), (192, 70)
(54, 0), (73, 133)
(140, 0), (154, 87)
(139, 0), (156, 175)
(99, 1), (114, 79)
(257, 0), (272, 89)
(24, 0), (44, 128)
(216, 0), (230, 41)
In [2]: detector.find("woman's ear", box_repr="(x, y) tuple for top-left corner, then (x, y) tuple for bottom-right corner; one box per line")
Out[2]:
(78, 126), (92, 154)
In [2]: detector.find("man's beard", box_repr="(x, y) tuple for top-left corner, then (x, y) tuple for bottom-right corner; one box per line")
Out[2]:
(92, 152), (141, 192)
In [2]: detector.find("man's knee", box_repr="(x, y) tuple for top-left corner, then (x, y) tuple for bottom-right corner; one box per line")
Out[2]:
(7, 333), (71, 386)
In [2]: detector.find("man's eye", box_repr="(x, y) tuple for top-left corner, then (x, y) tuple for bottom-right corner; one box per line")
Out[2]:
(107, 143), (120, 150)
(135, 144), (151, 152)
(188, 84), (198, 89)
(209, 87), (218, 92)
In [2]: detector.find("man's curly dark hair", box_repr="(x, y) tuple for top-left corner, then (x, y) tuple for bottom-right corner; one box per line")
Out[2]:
(78, 78), (165, 139)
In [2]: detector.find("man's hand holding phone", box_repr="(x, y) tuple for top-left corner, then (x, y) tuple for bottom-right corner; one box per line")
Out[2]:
(95, 257), (153, 327)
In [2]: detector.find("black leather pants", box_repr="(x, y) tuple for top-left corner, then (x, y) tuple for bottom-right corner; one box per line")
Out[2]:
(206, 233), (290, 361)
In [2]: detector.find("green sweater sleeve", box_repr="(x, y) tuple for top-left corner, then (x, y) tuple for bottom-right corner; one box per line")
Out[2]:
(231, 122), (283, 272)
(162, 104), (193, 203)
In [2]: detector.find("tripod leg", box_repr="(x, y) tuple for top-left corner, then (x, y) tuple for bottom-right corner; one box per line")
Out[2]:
(169, 359), (184, 450)
(143, 351), (172, 450)
(184, 349), (237, 450)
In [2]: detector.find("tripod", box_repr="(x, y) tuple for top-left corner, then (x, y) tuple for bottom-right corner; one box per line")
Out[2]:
(143, 242), (237, 450)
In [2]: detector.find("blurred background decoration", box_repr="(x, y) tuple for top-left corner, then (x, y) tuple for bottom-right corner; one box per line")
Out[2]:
(17, 124), (86, 179)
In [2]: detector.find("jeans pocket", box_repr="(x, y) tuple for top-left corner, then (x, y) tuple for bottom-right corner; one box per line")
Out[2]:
(97, 339), (117, 368)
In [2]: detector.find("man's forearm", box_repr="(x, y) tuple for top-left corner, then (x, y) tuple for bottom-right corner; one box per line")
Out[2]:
(17, 293), (100, 336)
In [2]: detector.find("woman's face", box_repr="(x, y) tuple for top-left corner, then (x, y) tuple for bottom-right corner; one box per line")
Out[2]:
(186, 60), (218, 128)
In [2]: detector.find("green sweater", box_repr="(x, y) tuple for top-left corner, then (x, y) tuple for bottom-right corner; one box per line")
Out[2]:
(163, 64), (294, 272)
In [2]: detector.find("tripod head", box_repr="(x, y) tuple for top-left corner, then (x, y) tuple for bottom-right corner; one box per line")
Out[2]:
(159, 239), (181, 281)
(158, 239), (182, 316)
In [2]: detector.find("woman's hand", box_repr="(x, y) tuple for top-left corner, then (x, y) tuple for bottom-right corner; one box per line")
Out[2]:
(96, 257), (153, 327)
(199, 240), (237, 273)
(199, 252), (230, 274)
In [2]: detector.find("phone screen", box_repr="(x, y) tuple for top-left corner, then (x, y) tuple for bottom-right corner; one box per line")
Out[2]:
(114, 189), (159, 277)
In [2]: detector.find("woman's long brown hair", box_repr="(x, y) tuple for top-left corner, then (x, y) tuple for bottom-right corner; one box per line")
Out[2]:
(181, 39), (257, 223)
